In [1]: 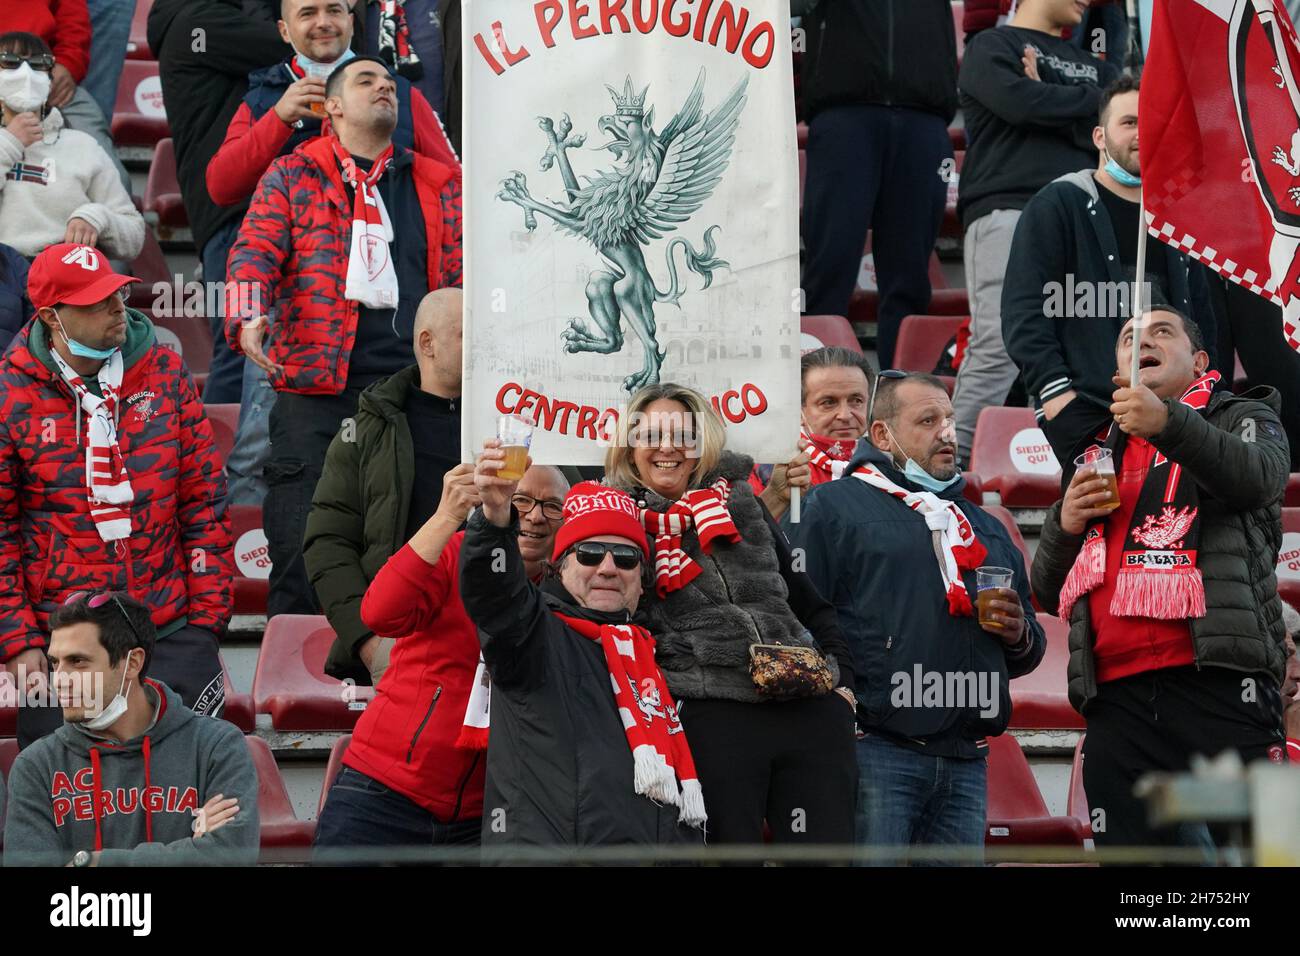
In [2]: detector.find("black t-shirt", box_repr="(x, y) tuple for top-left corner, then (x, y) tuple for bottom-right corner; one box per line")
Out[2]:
(1096, 180), (1172, 308)
(404, 382), (461, 539)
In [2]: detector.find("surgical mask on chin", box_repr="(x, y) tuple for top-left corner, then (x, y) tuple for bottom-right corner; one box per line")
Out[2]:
(1104, 148), (1141, 187)
(80, 667), (131, 731)
(54, 310), (119, 361)
(295, 46), (355, 77)
(884, 422), (962, 493)
(0, 62), (51, 114)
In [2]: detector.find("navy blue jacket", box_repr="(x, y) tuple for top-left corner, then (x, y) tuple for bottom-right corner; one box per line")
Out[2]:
(784, 441), (1046, 757)
(0, 243), (31, 355)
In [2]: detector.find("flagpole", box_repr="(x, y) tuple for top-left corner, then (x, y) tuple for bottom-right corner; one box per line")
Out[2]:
(1130, 195), (1148, 387)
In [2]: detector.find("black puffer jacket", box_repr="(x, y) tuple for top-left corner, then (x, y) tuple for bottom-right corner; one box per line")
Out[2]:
(1032, 387), (1291, 713)
(459, 507), (698, 850)
(618, 452), (854, 704)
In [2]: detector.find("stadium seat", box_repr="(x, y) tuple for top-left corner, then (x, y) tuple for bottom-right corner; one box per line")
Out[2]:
(221, 656), (255, 733)
(982, 504), (1033, 583)
(0, 736), (16, 847)
(317, 734), (353, 817)
(1009, 613), (1083, 730)
(245, 735), (316, 850)
(953, 1), (965, 64)
(231, 505), (270, 615)
(253, 615), (374, 731)
(985, 733), (1085, 847)
(1286, 473), (1300, 507)
(127, 0), (155, 59)
(1278, 508), (1300, 608)
(151, 313), (212, 377)
(928, 287), (969, 315)
(940, 150), (965, 240)
(1067, 734), (1092, 840)
(949, 126), (966, 152)
(894, 314), (968, 382)
(206, 403), (239, 467)
(111, 60), (169, 159)
(800, 314), (861, 354)
(143, 139), (189, 238)
(969, 407), (1062, 508)
(126, 230), (172, 310)
(962, 471), (982, 506)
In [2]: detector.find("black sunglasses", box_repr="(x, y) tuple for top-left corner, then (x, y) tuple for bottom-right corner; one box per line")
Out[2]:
(569, 541), (643, 570)
(0, 53), (55, 72)
(868, 368), (908, 422)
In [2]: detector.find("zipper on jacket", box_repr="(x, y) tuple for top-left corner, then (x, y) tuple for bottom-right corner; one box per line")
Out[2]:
(450, 750), (481, 821)
(406, 686), (442, 763)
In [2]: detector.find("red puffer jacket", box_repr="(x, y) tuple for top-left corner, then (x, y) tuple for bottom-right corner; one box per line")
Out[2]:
(348, 535), (484, 822)
(225, 136), (462, 396)
(0, 312), (233, 662)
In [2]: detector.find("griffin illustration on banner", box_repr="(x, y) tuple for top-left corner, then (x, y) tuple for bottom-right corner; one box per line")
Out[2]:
(497, 69), (748, 392)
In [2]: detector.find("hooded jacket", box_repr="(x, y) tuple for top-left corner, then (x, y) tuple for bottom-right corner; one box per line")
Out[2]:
(459, 507), (699, 850)
(0, 309), (232, 663)
(1032, 387), (1291, 713)
(148, 0), (291, 251)
(3, 679), (259, 866)
(785, 441), (1046, 757)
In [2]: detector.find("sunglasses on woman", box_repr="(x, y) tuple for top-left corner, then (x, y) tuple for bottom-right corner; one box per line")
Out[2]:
(64, 590), (145, 645)
(568, 541), (643, 570)
(0, 53), (56, 72)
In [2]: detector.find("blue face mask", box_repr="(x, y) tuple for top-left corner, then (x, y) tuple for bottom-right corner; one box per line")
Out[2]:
(884, 422), (962, 493)
(295, 46), (355, 77)
(1104, 150), (1141, 188)
(54, 311), (119, 361)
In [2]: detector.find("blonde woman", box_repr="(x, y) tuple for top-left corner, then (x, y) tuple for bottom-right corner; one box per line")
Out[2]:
(605, 383), (857, 849)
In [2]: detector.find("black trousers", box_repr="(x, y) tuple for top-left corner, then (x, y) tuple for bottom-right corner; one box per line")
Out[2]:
(677, 693), (857, 853)
(1082, 665), (1284, 851)
(265, 387), (367, 618)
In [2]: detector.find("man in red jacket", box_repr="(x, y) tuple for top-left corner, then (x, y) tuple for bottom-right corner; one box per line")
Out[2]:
(313, 461), (569, 852)
(0, 244), (233, 748)
(228, 54), (461, 618)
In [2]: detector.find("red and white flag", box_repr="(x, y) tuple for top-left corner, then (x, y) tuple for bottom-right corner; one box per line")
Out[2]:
(1141, 0), (1300, 352)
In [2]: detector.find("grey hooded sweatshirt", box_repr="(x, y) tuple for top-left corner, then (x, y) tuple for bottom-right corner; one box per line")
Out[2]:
(3, 679), (259, 866)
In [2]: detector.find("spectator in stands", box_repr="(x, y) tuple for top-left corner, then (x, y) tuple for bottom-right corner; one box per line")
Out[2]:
(314, 461), (569, 852)
(462, 461), (705, 851)
(796, 0), (956, 371)
(3, 592), (258, 866)
(82, 0), (135, 124)
(0, 244), (233, 749)
(1002, 77), (1216, 471)
(1032, 309), (1289, 850)
(0, 0), (130, 191)
(951, 0), (1119, 462)
(304, 288), (464, 686)
(1065, 0), (1130, 67)
(604, 383), (857, 848)
(750, 346), (874, 520)
(0, 32), (144, 261)
(787, 372), (1045, 865)
(0, 240), (31, 352)
(228, 57), (461, 618)
(1282, 602), (1300, 762)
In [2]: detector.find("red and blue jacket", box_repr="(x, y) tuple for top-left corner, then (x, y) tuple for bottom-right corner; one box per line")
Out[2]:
(225, 135), (461, 395)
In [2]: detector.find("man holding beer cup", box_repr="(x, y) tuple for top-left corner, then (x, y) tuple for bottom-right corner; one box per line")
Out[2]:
(1032, 307), (1291, 851)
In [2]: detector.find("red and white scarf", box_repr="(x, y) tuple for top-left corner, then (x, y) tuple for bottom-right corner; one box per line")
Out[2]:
(333, 138), (399, 309)
(556, 614), (706, 827)
(51, 349), (133, 542)
(1057, 371), (1219, 621)
(376, 0), (423, 81)
(802, 427), (857, 484)
(639, 478), (742, 596)
(851, 464), (987, 615)
(456, 653), (491, 751)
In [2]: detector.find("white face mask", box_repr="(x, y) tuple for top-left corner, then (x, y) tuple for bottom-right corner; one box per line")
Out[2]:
(0, 62), (51, 114)
(79, 663), (132, 732)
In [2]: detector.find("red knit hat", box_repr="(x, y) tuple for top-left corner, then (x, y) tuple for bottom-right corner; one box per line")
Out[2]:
(551, 482), (649, 561)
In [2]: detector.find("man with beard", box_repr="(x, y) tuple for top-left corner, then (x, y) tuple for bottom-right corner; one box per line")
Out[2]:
(1001, 75), (1216, 472)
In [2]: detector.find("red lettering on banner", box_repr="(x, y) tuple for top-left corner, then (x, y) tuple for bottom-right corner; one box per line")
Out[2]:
(741, 382), (767, 415)
(52, 797), (72, 827)
(741, 18), (774, 68)
(569, 0), (601, 39)
(516, 390), (538, 419)
(534, 393), (557, 432)
(472, 31), (506, 74)
(708, 1), (748, 51)
(692, 0), (716, 41)
(600, 0), (631, 33)
(721, 390), (744, 423)
(555, 400), (578, 432)
(631, 0), (658, 33)
(535, 0), (564, 46)
(576, 405), (599, 439)
(663, 0), (690, 36)
(496, 382), (523, 414)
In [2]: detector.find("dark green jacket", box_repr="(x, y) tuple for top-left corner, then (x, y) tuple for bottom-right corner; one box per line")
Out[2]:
(304, 365), (422, 684)
(1031, 386), (1291, 714)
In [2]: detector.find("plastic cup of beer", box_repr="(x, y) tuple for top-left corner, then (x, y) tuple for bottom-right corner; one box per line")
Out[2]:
(496, 415), (533, 481)
(303, 61), (332, 115)
(1073, 447), (1120, 513)
(975, 566), (1015, 629)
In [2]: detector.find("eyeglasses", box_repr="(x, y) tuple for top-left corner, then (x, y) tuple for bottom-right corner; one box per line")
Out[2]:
(511, 494), (564, 521)
(64, 590), (145, 646)
(0, 53), (55, 72)
(568, 541), (643, 570)
(868, 368), (907, 423)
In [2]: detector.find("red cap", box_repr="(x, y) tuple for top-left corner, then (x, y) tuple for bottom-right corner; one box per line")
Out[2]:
(28, 244), (140, 311)
(551, 482), (649, 561)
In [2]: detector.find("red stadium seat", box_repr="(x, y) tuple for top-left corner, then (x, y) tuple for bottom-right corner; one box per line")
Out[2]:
(800, 314), (861, 354)
(0, 674), (14, 737)
(143, 139), (188, 233)
(221, 656), (255, 733)
(1286, 473), (1300, 507)
(253, 616), (374, 731)
(985, 733), (1085, 847)
(970, 406), (1063, 508)
(111, 60), (170, 154)
(206, 403), (239, 467)
(928, 287), (969, 315)
(940, 150), (965, 240)
(151, 313), (212, 376)
(982, 504), (1033, 582)
(245, 735), (315, 850)
(953, 1), (965, 64)
(231, 505), (270, 615)
(1009, 613), (1084, 730)
(126, 230), (171, 309)
(317, 734), (353, 817)
(949, 126), (966, 152)
(1278, 508), (1300, 609)
(962, 471), (983, 505)
(894, 314), (968, 378)
(0, 736), (16, 847)
(1067, 734), (1092, 839)
(127, 0), (155, 59)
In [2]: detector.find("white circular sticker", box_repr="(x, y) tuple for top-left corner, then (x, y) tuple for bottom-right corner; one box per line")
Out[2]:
(134, 75), (167, 119)
(800, 332), (824, 354)
(1008, 428), (1060, 475)
(154, 325), (182, 356)
(1278, 532), (1300, 580)
(235, 527), (271, 580)
(857, 252), (877, 292)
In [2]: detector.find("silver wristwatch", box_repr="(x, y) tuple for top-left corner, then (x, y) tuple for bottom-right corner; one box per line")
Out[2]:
(72, 850), (92, 868)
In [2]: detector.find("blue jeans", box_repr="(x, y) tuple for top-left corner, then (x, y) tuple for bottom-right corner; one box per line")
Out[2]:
(83, 0), (134, 122)
(226, 357), (273, 506)
(200, 220), (247, 406)
(314, 767), (481, 853)
(855, 734), (987, 866)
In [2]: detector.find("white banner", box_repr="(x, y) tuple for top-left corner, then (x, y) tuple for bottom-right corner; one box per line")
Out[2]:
(462, 0), (801, 465)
